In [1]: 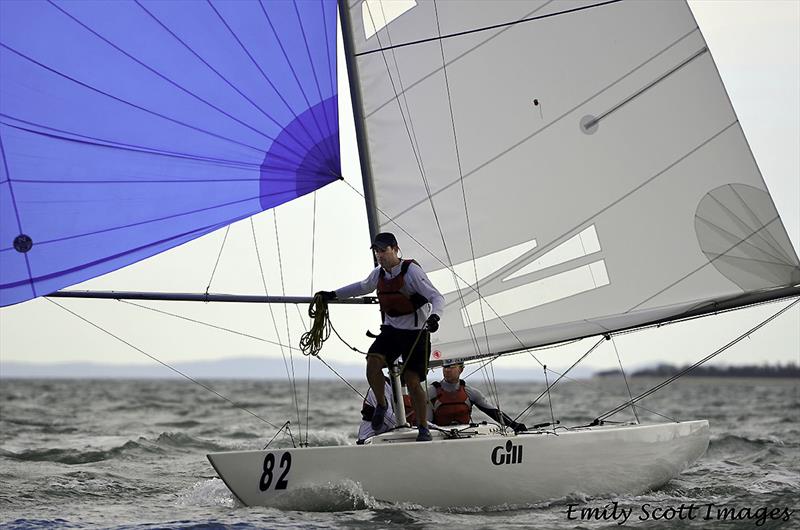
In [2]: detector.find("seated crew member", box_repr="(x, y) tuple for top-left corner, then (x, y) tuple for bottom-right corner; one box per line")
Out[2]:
(356, 374), (417, 444)
(316, 232), (444, 442)
(427, 361), (527, 433)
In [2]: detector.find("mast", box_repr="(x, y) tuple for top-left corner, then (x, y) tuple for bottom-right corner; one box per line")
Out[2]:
(338, 0), (380, 244)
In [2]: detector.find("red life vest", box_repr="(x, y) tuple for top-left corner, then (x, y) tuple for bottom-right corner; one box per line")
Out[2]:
(377, 259), (429, 322)
(431, 380), (471, 425)
(402, 394), (417, 426)
(360, 383), (417, 426)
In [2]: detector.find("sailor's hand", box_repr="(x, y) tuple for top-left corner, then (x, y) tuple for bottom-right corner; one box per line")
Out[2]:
(513, 422), (527, 434)
(426, 314), (440, 333)
(316, 290), (337, 301)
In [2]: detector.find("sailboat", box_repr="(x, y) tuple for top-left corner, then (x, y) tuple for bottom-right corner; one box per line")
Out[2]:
(1, 0), (797, 509)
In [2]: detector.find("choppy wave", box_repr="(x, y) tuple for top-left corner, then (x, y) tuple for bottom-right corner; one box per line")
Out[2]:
(1, 378), (797, 528)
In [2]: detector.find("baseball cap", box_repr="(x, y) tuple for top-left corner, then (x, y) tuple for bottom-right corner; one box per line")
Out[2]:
(370, 232), (398, 250)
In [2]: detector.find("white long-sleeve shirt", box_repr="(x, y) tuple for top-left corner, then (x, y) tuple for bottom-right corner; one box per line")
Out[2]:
(336, 261), (445, 330)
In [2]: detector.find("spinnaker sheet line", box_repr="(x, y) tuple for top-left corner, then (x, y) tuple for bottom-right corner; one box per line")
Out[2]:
(45, 297), (281, 430)
(251, 217), (303, 442)
(205, 226), (231, 295)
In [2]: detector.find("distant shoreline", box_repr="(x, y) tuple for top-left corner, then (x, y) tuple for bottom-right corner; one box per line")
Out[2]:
(596, 363), (799, 379)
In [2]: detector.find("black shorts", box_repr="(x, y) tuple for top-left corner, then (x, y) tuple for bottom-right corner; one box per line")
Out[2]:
(368, 325), (430, 380)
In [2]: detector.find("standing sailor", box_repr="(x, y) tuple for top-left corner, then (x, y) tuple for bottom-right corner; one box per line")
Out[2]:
(317, 232), (444, 441)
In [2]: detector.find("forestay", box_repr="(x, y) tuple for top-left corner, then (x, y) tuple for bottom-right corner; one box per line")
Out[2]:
(0, 0), (340, 307)
(339, 0), (800, 362)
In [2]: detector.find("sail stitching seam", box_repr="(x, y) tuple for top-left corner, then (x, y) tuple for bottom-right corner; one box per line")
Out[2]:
(135, 0), (329, 168)
(0, 43), (269, 156)
(209, 0), (332, 162)
(289, 0), (337, 163)
(354, 0), (623, 57)
(46, 1), (312, 161)
(584, 46), (709, 130)
(695, 214), (791, 266)
(253, 0), (335, 163)
(0, 134), (36, 298)
(0, 185), (321, 252)
(630, 214), (781, 312)
(388, 26), (703, 220)
(363, 0), (556, 120)
(727, 185), (794, 264)
(0, 116), (303, 171)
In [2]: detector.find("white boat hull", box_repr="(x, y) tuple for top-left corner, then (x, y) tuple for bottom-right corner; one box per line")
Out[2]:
(207, 420), (709, 508)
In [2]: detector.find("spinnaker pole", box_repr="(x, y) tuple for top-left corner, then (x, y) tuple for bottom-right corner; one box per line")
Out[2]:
(47, 291), (378, 304)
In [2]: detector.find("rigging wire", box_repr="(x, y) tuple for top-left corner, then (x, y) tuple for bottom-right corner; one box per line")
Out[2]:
(432, 0), (503, 412)
(296, 295), (366, 399)
(339, 179), (545, 368)
(250, 217), (302, 444)
(45, 298), (280, 429)
(305, 191), (317, 446)
(363, 1), (488, 370)
(513, 337), (605, 424)
(271, 210), (303, 441)
(355, 0), (622, 57)
(120, 296), (366, 402)
(464, 338), (677, 423)
(610, 335), (639, 423)
(543, 365), (558, 434)
(594, 297), (799, 424)
(205, 225), (230, 294)
(118, 300), (300, 351)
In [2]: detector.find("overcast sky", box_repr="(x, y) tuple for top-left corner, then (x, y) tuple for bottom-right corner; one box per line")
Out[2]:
(0, 1), (797, 375)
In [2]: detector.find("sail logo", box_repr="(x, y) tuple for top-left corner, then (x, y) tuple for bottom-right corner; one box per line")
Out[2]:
(491, 440), (522, 466)
(428, 225), (609, 326)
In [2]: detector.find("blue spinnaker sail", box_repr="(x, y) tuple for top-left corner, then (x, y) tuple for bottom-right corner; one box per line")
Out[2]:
(0, 0), (340, 307)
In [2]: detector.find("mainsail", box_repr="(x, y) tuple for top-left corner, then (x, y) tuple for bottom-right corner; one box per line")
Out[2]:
(0, 1), (340, 307)
(339, 0), (800, 362)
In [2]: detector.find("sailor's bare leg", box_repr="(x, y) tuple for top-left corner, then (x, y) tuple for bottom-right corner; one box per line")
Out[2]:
(403, 370), (428, 428)
(366, 354), (387, 407)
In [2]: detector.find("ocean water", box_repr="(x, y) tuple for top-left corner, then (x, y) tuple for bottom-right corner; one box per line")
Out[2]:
(1, 377), (797, 529)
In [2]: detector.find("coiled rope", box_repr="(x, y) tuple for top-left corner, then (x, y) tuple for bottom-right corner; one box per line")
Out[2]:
(299, 293), (331, 357)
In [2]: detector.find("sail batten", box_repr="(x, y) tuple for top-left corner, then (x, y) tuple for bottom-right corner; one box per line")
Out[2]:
(341, 0), (800, 362)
